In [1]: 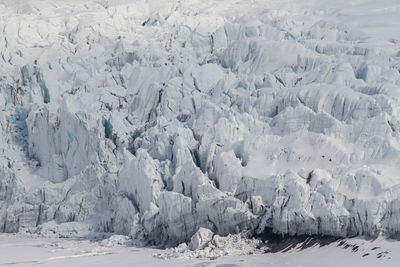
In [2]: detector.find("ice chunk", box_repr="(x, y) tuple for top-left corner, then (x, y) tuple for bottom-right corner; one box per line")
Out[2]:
(189, 227), (214, 251)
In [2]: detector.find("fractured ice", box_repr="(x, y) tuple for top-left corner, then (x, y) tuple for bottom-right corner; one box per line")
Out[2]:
(1, 0), (400, 246)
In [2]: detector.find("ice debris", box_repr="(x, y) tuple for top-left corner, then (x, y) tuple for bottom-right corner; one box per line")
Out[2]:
(155, 230), (266, 259)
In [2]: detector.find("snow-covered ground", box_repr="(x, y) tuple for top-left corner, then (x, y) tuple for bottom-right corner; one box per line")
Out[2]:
(1, 0), (400, 263)
(1, 234), (400, 267)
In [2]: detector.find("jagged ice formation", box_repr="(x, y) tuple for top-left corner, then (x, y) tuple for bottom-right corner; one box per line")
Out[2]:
(1, 0), (400, 246)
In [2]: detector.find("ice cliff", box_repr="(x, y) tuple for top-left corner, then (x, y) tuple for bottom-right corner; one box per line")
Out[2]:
(1, 0), (400, 245)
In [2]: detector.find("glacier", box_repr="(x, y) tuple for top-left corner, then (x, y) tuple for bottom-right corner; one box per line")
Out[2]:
(1, 0), (400, 247)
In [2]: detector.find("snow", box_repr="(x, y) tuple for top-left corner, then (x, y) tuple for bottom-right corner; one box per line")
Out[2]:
(1, 234), (400, 266)
(1, 0), (400, 258)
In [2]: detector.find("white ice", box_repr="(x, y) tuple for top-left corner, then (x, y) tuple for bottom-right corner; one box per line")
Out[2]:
(1, 0), (400, 255)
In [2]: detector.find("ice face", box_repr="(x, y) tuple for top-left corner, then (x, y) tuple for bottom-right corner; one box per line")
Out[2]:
(1, 0), (400, 245)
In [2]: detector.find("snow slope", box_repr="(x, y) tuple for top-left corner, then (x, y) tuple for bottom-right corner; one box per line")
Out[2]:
(1, 0), (400, 246)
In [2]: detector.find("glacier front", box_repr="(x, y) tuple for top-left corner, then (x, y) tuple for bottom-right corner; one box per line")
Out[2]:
(1, 0), (400, 246)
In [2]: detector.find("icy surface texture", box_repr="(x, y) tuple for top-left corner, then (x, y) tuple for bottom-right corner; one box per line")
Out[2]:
(189, 227), (214, 251)
(1, 0), (400, 245)
(156, 230), (266, 259)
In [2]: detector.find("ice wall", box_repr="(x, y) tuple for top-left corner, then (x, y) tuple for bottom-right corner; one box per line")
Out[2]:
(1, 0), (400, 245)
